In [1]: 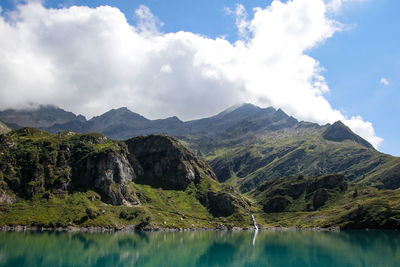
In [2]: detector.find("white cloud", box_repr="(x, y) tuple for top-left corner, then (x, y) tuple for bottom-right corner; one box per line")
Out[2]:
(160, 64), (172, 73)
(380, 77), (389, 86)
(135, 4), (164, 34)
(225, 4), (250, 39)
(326, 0), (368, 12)
(0, 0), (382, 148)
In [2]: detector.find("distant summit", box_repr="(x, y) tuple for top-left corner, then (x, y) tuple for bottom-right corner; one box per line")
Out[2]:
(2, 103), (399, 191)
(0, 104), (86, 128)
(0, 103), (374, 150)
(323, 121), (374, 149)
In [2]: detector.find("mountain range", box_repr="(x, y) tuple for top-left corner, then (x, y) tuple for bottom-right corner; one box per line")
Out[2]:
(1, 103), (398, 191)
(0, 103), (399, 230)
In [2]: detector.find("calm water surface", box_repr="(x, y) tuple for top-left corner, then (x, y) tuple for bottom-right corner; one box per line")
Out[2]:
(0, 230), (399, 266)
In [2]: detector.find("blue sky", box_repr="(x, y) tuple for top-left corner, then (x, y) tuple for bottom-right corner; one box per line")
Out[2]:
(311, 0), (400, 156)
(0, 0), (399, 156)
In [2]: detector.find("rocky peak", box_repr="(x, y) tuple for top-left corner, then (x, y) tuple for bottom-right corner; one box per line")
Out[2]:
(323, 121), (374, 149)
(216, 103), (263, 121)
(90, 107), (148, 124)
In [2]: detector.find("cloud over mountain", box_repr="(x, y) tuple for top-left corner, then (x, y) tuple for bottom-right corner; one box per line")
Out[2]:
(0, 0), (382, 148)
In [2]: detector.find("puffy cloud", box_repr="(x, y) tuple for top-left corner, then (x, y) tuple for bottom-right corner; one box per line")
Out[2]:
(0, 0), (382, 148)
(380, 77), (389, 86)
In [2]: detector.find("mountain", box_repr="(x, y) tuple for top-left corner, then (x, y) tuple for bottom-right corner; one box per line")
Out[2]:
(44, 103), (297, 138)
(3, 103), (400, 192)
(250, 174), (400, 229)
(0, 105), (86, 128)
(202, 114), (400, 192)
(323, 121), (374, 149)
(0, 128), (398, 230)
(0, 121), (10, 135)
(0, 128), (250, 229)
(45, 107), (185, 139)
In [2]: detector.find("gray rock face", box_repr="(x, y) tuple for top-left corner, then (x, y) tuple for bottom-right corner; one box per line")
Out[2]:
(0, 193), (16, 204)
(323, 121), (374, 149)
(125, 135), (216, 190)
(73, 149), (137, 205)
(1, 129), (244, 217)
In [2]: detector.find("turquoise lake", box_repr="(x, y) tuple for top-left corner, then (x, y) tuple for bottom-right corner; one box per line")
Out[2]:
(0, 230), (399, 266)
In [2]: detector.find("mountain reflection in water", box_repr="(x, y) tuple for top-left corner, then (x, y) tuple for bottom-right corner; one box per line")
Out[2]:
(0, 230), (399, 267)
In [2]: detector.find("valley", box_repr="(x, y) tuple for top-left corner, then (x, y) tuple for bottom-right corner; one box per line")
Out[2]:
(0, 104), (399, 230)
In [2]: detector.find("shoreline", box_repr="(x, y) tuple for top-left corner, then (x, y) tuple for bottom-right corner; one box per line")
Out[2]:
(0, 224), (342, 233)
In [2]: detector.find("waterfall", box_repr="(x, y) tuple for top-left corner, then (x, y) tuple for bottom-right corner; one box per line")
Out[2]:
(251, 214), (258, 230)
(251, 214), (259, 246)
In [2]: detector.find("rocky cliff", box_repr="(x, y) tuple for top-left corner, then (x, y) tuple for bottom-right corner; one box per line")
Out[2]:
(0, 129), (250, 229)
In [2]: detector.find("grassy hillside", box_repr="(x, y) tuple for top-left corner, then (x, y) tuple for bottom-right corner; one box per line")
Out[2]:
(0, 129), (252, 229)
(6, 103), (400, 192)
(194, 122), (400, 192)
(250, 174), (400, 229)
(0, 127), (399, 230)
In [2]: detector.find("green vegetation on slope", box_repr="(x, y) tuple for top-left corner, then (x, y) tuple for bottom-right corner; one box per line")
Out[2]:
(0, 127), (399, 230)
(0, 128), (252, 229)
(250, 174), (400, 229)
(198, 122), (400, 192)
(6, 104), (400, 192)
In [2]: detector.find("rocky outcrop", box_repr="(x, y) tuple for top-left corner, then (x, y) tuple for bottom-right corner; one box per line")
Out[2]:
(0, 129), (141, 205)
(323, 121), (374, 149)
(72, 149), (138, 205)
(125, 135), (216, 190)
(0, 129), (250, 219)
(0, 121), (10, 135)
(0, 193), (16, 204)
(1, 130), (244, 218)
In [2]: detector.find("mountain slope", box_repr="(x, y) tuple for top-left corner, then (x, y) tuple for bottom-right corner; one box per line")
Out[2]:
(0, 128), (251, 229)
(203, 118), (400, 192)
(0, 105), (86, 128)
(250, 174), (400, 229)
(323, 121), (374, 149)
(3, 103), (400, 191)
(45, 107), (185, 139)
(0, 129), (398, 229)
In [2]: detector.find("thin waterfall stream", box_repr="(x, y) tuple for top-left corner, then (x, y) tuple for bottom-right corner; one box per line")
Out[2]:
(251, 214), (258, 230)
(251, 214), (259, 246)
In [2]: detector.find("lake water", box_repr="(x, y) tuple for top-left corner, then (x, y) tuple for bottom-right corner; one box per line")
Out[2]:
(0, 230), (399, 266)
